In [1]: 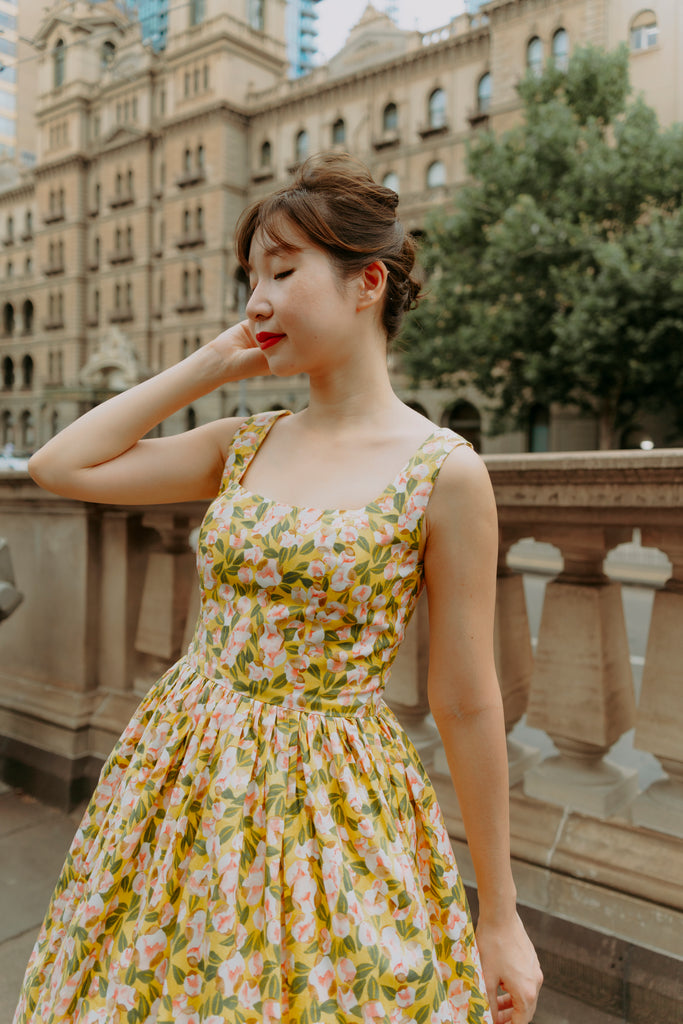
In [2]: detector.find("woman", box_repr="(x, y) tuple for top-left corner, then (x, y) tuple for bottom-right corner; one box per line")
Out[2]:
(15, 154), (542, 1024)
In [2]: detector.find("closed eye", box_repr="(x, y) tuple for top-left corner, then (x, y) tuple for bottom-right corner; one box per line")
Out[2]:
(274, 269), (294, 280)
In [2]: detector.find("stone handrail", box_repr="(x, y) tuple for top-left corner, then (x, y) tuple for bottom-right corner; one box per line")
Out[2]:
(0, 450), (681, 954)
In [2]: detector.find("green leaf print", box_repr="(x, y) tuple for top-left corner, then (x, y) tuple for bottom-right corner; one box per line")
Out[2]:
(212, 992), (224, 1014)
(290, 974), (308, 995)
(367, 976), (380, 1000)
(415, 1005), (431, 1024)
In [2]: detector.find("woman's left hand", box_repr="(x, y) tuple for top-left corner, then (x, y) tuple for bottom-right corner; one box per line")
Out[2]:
(475, 911), (543, 1023)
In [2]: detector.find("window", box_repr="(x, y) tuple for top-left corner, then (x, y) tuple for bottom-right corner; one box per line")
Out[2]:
(197, 144), (205, 171)
(184, 71), (190, 97)
(22, 299), (33, 333)
(426, 160), (446, 189)
(428, 88), (446, 130)
(196, 266), (203, 296)
(126, 282), (132, 308)
(383, 102), (398, 133)
(260, 140), (272, 167)
(20, 410), (34, 449)
(234, 267), (249, 315)
(332, 118), (345, 146)
(196, 206), (203, 233)
(248, 0), (265, 31)
(477, 72), (492, 113)
(25, 210), (32, 236)
(552, 29), (569, 71)
(57, 291), (63, 322)
(3, 301), (14, 335)
(7, 260), (12, 278)
(59, 189), (65, 215)
(444, 400), (482, 452)
(203, 63), (209, 90)
(631, 11), (658, 51)
(126, 225), (132, 250)
(25, 256), (32, 276)
(295, 129), (308, 164)
(1, 410), (13, 444)
(527, 37), (543, 77)
(382, 171), (399, 194)
(189, 0), (205, 27)
(115, 282), (121, 309)
(6, 214), (12, 240)
(528, 403), (550, 452)
(53, 39), (65, 89)
(194, 67), (200, 93)
(93, 288), (99, 323)
(21, 355), (33, 389)
(101, 40), (116, 70)
(186, 407), (197, 431)
(182, 269), (190, 299)
(127, 169), (133, 195)
(94, 182), (101, 213)
(184, 147), (192, 173)
(183, 208), (191, 234)
(2, 355), (14, 389)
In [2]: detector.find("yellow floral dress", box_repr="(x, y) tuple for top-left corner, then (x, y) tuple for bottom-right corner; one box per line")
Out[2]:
(14, 409), (493, 1024)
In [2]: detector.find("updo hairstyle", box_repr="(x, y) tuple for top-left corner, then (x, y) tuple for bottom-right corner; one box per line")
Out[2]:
(234, 153), (421, 344)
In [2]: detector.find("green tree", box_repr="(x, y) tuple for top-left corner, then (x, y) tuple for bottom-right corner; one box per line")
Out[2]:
(401, 44), (683, 449)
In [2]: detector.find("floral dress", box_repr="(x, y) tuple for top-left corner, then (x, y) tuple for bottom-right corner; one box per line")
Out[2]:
(14, 409), (493, 1024)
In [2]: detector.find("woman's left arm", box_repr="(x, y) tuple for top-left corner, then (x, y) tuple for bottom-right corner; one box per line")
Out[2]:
(422, 444), (543, 1024)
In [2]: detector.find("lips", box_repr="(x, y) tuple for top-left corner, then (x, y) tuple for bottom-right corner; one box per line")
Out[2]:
(256, 332), (285, 350)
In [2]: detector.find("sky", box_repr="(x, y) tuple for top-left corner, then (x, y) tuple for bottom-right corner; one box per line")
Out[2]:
(316, 1), (468, 62)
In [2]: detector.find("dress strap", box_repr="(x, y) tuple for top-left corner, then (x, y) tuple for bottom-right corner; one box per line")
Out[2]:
(219, 409), (292, 492)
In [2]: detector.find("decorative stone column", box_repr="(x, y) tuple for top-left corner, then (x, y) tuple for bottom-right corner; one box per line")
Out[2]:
(134, 511), (198, 691)
(387, 592), (442, 772)
(523, 525), (638, 818)
(0, 537), (23, 622)
(494, 527), (539, 785)
(632, 529), (683, 838)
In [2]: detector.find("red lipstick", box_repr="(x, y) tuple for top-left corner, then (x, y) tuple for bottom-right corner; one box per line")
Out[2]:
(256, 332), (285, 350)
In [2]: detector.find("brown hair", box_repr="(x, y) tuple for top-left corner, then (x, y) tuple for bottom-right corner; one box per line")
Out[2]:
(234, 153), (421, 344)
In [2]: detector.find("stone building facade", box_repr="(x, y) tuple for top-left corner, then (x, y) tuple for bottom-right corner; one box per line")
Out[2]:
(0, 0), (679, 454)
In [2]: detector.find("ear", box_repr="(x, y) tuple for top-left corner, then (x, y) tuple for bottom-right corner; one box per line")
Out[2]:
(356, 261), (389, 312)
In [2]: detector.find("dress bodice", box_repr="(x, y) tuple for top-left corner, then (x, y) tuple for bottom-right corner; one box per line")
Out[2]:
(186, 410), (471, 717)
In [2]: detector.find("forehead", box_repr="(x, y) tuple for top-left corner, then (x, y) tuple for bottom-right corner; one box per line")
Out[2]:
(247, 218), (310, 269)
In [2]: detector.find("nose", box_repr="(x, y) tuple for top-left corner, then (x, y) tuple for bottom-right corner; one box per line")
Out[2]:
(245, 280), (272, 321)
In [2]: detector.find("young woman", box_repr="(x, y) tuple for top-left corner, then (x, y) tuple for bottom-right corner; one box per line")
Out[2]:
(15, 155), (542, 1024)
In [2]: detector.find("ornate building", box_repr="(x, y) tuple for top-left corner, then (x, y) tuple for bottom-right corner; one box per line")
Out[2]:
(0, 0), (678, 454)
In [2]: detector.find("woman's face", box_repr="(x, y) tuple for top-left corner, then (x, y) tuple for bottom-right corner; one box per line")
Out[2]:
(245, 222), (363, 377)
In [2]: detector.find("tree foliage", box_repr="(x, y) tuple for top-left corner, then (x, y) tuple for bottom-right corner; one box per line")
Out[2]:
(401, 45), (683, 448)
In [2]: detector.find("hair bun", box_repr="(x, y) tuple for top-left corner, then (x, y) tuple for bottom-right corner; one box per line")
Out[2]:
(379, 186), (399, 212)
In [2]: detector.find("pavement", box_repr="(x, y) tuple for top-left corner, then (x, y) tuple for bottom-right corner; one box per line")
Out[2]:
(0, 782), (626, 1024)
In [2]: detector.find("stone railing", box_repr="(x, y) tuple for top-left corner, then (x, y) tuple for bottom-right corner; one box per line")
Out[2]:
(0, 450), (682, 1017)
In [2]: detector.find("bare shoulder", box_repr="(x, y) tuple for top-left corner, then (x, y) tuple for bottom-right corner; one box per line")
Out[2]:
(425, 440), (497, 540)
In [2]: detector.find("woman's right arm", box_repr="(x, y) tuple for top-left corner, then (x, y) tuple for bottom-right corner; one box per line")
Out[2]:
(28, 322), (268, 505)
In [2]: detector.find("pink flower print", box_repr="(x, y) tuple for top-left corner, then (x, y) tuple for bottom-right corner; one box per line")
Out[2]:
(314, 525), (337, 549)
(237, 978), (262, 1009)
(83, 892), (104, 922)
(236, 594), (251, 614)
(396, 986), (417, 1008)
(184, 973), (202, 998)
(134, 929), (168, 970)
(255, 559), (282, 588)
(361, 1000), (388, 1021)
(338, 985), (360, 1013)
(337, 956), (357, 984)
(216, 951), (246, 997)
(381, 930), (423, 983)
(357, 920), (379, 947)
(351, 583), (372, 603)
(247, 949), (265, 979)
(444, 902), (469, 940)
(237, 564), (253, 585)
(331, 565), (356, 591)
(228, 527), (249, 549)
(308, 558), (326, 579)
(262, 999), (282, 1024)
(309, 955), (336, 1001)
(269, 602), (289, 622)
(291, 914), (317, 943)
(339, 522), (360, 543)
(106, 981), (138, 1012)
(202, 551), (217, 589)
(297, 508), (324, 532)
(260, 622), (286, 667)
(213, 902), (235, 934)
(278, 529), (298, 548)
(373, 524), (395, 545)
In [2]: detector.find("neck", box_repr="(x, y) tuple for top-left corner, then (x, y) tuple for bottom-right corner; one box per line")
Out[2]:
(303, 331), (402, 435)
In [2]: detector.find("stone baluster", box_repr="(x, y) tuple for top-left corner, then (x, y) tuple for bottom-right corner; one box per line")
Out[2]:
(523, 525), (638, 817)
(134, 511), (199, 691)
(386, 591), (442, 772)
(495, 527), (539, 785)
(632, 528), (683, 838)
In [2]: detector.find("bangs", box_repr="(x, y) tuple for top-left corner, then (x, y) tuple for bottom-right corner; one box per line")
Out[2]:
(235, 194), (317, 272)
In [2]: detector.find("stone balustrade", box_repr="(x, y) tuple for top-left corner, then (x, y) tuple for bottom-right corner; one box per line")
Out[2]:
(1, 449), (682, 1014)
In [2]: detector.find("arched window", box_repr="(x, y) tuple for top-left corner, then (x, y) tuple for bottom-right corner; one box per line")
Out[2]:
(183, 208), (191, 234)
(196, 266), (203, 296)
(443, 400), (482, 452)
(260, 140), (272, 167)
(189, 0), (205, 27)
(21, 355), (33, 389)
(477, 72), (492, 113)
(25, 210), (32, 236)
(630, 10), (658, 50)
(3, 302), (14, 336)
(25, 256), (32, 276)
(2, 356), (14, 390)
(295, 130), (308, 165)
(184, 147), (192, 173)
(197, 144), (205, 170)
(126, 282), (132, 308)
(20, 410), (34, 450)
(53, 39), (65, 89)
(58, 291), (63, 323)
(428, 88), (446, 130)
(382, 171), (399, 194)
(528, 403), (550, 452)
(248, 0), (265, 31)
(234, 267), (249, 315)
(101, 40), (116, 70)
(1, 411), (13, 445)
(93, 288), (100, 323)
(382, 102), (398, 133)
(186, 407), (197, 430)
(126, 225), (132, 250)
(22, 300), (33, 334)
(182, 269), (190, 299)
(196, 206), (203, 233)
(332, 118), (345, 146)
(552, 29), (569, 70)
(6, 215), (13, 240)
(527, 37), (543, 77)
(426, 160), (446, 189)
(127, 169), (134, 195)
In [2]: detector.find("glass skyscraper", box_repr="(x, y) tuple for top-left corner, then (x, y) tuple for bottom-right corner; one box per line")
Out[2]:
(286, 0), (322, 77)
(0, 0), (18, 160)
(134, 0), (169, 52)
